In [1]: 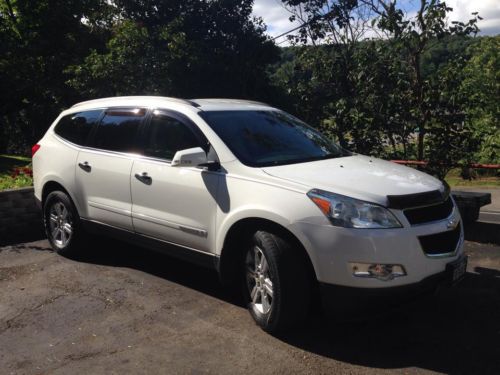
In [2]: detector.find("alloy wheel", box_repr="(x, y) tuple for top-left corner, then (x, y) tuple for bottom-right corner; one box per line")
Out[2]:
(48, 201), (73, 248)
(246, 245), (274, 314)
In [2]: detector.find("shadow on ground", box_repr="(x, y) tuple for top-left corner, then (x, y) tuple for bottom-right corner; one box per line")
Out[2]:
(69, 236), (240, 305)
(66, 236), (500, 374)
(279, 267), (500, 374)
(0, 223), (44, 247)
(464, 221), (500, 245)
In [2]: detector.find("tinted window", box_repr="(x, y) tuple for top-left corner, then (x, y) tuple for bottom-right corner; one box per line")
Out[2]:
(144, 113), (200, 160)
(89, 109), (145, 152)
(54, 110), (101, 145)
(200, 110), (348, 167)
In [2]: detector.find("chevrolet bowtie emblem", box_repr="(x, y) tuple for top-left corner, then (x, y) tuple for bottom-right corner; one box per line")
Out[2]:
(447, 217), (459, 229)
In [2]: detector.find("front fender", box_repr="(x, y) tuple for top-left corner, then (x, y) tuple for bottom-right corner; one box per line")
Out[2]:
(215, 206), (322, 280)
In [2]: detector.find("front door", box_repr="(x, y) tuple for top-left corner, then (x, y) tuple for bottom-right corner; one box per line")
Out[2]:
(130, 110), (219, 252)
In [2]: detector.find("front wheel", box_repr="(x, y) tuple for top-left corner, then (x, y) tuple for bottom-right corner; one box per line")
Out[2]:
(245, 230), (311, 333)
(43, 191), (84, 256)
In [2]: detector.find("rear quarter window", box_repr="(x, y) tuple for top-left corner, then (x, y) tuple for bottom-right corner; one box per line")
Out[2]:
(54, 110), (102, 145)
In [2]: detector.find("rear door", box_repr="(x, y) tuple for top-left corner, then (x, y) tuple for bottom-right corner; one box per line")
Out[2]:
(130, 109), (219, 252)
(75, 108), (147, 231)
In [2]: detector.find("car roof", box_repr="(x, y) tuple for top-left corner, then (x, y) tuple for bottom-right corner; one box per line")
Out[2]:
(70, 96), (273, 112)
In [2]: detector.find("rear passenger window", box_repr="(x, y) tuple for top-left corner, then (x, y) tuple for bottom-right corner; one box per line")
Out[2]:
(54, 110), (101, 145)
(144, 113), (200, 160)
(89, 108), (146, 153)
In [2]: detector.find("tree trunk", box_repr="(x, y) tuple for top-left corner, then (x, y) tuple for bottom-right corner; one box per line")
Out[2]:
(417, 131), (424, 161)
(413, 49), (425, 161)
(388, 132), (397, 155)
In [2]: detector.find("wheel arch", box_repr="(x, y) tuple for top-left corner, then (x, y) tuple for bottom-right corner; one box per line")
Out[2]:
(217, 217), (318, 291)
(41, 180), (81, 216)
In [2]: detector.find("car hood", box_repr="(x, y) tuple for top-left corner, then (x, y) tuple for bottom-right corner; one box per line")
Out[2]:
(262, 155), (444, 207)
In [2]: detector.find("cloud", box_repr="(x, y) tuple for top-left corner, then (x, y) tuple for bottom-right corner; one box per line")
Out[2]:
(252, 0), (300, 44)
(446, 0), (500, 35)
(253, 0), (500, 43)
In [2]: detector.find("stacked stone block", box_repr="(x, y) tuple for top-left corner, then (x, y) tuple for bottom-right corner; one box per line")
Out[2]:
(0, 187), (43, 243)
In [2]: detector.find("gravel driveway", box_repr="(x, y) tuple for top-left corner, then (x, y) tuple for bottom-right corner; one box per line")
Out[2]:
(1, 239), (499, 374)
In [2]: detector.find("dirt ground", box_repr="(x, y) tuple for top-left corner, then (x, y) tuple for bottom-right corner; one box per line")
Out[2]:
(1, 238), (499, 374)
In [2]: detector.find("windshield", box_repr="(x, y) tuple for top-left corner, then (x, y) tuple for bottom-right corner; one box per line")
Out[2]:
(200, 110), (349, 167)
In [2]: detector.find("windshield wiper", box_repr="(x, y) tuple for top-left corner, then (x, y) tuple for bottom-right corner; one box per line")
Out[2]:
(320, 153), (343, 160)
(259, 151), (349, 167)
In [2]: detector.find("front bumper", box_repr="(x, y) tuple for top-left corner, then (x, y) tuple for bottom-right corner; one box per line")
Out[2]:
(319, 254), (467, 313)
(289, 205), (464, 288)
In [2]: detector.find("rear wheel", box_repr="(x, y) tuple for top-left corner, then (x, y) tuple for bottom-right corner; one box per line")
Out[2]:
(245, 230), (311, 332)
(44, 191), (84, 256)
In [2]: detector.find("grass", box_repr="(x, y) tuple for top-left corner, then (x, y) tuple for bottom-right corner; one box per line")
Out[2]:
(0, 154), (33, 191)
(445, 168), (500, 188)
(446, 176), (500, 187)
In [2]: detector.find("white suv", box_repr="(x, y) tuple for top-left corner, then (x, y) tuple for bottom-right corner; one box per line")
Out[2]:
(33, 96), (466, 332)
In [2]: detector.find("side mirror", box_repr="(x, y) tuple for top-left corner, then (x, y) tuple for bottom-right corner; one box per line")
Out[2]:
(171, 147), (208, 167)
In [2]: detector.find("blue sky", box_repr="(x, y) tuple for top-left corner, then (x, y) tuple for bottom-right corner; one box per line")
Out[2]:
(253, 0), (500, 43)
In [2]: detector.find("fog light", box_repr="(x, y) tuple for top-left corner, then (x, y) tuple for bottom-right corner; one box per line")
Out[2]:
(350, 263), (406, 281)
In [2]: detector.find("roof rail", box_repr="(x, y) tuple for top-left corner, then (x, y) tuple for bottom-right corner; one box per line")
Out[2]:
(188, 98), (271, 107)
(71, 96), (198, 109)
(184, 99), (201, 108)
(239, 100), (271, 106)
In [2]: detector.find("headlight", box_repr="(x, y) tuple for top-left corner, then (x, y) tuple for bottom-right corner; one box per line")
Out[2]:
(307, 189), (402, 229)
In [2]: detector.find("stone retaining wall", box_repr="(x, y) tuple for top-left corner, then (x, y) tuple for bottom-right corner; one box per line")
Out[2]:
(0, 187), (43, 244)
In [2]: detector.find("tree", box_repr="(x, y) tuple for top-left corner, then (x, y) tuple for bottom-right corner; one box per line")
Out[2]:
(275, 1), (390, 154)
(0, 0), (279, 154)
(0, 0), (112, 153)
(274, 0), (486, 178)
(364, 0), (480, 161)
(461, 36), (500, 165)
(67, 0), (279, 100)
(424, 58), (478, 179)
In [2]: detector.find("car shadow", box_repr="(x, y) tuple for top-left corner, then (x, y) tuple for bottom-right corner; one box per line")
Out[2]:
(0, 226), (45, 247)
(68, 237), (500, 374)
(68, 236), (244, 306)
(278, 268), (500, 374)
(464, 221), (500, 245)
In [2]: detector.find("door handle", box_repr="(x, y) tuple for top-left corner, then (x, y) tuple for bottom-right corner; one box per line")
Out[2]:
(135, 172), (152, 185)
(78, 162), (91, 172)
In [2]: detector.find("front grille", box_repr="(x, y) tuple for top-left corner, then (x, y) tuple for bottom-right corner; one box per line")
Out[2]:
(404, 197), (454, 225)
(418, 224), (462, 256)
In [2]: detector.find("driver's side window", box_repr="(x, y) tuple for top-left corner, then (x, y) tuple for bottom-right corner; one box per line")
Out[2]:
(144, 113), (200, 161)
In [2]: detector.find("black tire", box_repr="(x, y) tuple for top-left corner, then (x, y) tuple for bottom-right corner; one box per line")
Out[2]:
(43, 191), (84, 256)
(244, 230), (311, 333)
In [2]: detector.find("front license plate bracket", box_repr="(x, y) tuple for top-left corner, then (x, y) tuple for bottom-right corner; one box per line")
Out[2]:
(446, 255), (468, 284)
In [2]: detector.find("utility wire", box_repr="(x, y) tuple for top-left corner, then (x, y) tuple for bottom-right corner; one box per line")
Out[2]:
(269, 23), (304, 41)
(269, 12), (328, 42)
(275, 39), (289, 46)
